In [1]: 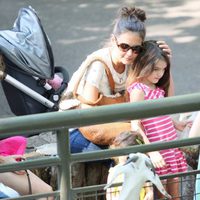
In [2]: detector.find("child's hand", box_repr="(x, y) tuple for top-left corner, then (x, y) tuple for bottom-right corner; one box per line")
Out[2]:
(148, 151), (166, 168)
(144, 190), (154, 200)
(174, 120), (192, 132)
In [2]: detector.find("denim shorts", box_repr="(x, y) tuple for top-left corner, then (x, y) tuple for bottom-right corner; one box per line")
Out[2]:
(70, 129), (106, 153)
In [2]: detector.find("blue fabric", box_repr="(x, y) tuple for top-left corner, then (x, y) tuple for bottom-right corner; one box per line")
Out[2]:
(69, 129), (113, 167)
(0, 191), (9, 199)
(70, 129), (105, 153)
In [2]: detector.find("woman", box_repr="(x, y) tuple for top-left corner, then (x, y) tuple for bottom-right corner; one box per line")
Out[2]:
(64, 6), (172, 153)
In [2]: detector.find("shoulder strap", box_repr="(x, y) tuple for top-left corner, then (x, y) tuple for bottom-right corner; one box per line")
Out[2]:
(73, 56), (115, 105)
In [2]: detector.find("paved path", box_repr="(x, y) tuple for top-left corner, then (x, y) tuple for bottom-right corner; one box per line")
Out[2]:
(0, 0), (200, 117)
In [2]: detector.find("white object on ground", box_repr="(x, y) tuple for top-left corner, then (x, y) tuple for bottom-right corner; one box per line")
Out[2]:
(104, 152), (171, 200)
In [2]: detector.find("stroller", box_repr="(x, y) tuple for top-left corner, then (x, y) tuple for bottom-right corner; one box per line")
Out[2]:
(0, 6), (69, 117)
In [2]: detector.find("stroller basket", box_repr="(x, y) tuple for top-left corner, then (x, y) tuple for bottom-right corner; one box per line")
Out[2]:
(0, 6), (69, 116)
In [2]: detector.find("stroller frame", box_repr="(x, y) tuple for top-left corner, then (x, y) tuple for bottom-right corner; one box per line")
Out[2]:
(0, 6), (69, 116)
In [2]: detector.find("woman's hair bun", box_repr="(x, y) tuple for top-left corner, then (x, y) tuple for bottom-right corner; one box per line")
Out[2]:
(120, 7), (146, 22)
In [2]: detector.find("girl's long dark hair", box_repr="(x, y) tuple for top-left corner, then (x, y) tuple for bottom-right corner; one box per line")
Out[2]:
(127, 40), (170, 96)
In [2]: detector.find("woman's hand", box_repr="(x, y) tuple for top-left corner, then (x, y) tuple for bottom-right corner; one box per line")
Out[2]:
(157, 41), (172, 58)
(147, 151), (166, 168)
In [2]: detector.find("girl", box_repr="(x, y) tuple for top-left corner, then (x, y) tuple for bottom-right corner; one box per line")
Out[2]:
(106, 131), (153, 200)
(127, 40), (187, 200)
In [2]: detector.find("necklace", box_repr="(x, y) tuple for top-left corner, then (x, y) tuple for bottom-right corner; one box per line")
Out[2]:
(119, 77), (123, 83)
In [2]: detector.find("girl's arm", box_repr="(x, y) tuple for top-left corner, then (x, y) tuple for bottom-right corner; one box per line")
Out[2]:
(130, 89), (153, 144)
(129, 89), (166, 168)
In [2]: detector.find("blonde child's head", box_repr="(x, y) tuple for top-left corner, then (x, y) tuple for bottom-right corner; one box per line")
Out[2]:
(110, 131), (143, 164)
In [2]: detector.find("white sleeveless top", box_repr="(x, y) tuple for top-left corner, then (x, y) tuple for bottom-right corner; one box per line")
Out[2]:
(67, 48), (129, 96)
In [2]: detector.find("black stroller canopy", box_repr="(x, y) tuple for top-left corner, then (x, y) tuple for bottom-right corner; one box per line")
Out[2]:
(0, 6), (54, 79)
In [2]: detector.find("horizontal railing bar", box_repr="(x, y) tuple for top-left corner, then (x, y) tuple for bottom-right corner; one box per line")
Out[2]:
(70, 137), (200, 162)
(0, 156), (60, 173)
(5, 191), (60, 200)
(71, 183), (106, 194)
(71, 169), (200, 194)
(160, 169), (200, 179)
(0, 93), (200, 136)
(2, 137), (199, 172)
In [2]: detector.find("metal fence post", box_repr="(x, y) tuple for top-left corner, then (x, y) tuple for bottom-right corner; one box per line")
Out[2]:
(57, 128), (72, 200)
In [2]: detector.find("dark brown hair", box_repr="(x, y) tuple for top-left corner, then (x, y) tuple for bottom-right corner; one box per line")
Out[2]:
(127, 40), (170, 96)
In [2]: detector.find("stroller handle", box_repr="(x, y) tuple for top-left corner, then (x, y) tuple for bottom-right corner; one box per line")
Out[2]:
(4, 74), (55, 109)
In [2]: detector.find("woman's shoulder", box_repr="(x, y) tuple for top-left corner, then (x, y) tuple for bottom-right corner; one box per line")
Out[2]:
(89, 47), (110, 59)
(87, 48), (111, 72)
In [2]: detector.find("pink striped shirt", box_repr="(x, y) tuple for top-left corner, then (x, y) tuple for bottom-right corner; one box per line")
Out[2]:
(128, 82), (187, 175)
